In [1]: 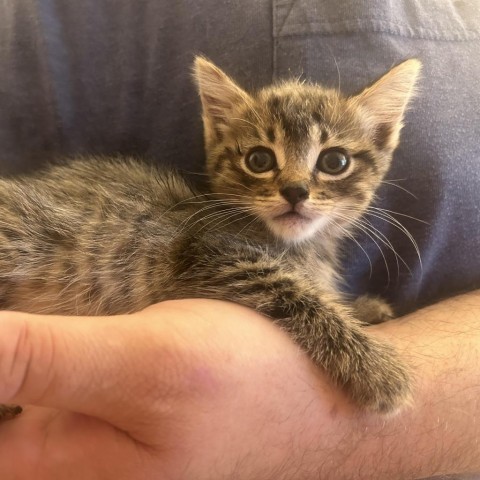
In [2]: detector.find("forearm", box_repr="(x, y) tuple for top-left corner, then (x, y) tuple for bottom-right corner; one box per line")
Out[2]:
(366, 290), (480, 478)
(298, 290), (480, 479)
(148, 294), (480, 480)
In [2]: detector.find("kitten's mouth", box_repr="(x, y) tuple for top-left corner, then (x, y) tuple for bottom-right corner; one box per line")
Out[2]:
(274, 211), (308, 221)
(265, 208), (328, 243)
(271, 210), (313, 233)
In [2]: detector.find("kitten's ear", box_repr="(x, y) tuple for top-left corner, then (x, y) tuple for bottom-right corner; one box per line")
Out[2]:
(193, 56), (252, 145)
(351, 59), (422, 150)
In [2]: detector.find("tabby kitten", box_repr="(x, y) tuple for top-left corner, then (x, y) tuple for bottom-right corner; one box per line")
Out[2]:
(0, 57), (420, 420)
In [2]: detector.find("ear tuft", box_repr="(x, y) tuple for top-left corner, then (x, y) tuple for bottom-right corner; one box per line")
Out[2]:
(352, 59), (422, 150)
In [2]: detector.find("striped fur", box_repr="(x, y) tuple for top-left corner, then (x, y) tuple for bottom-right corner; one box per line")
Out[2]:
(0, 58), (420, 418)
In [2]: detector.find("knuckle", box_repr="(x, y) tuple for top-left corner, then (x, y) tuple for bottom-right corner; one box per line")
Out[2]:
(0, 312), (55, 403)
(0, 313), (33, 401)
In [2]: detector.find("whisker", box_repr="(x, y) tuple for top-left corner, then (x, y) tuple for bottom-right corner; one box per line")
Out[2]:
(326, 44), (341, 93)
(356, 217), (403, 277)
(209, 173), (256, 193)
(334, 212), (392, 284)
(215, 212), (255, 232)
(156, 192), (216, 218)
(329, 218), (373, 279)
(174, 203), (228, 231)
(236, 215), (262, 237)
(363, 208), (423, 270)
(367, 206), (429, 225)
(380, 181), (418, 199)
(196, 209), (250, 235)
(335, 204), (425, 271)
(334, 204), (421, 279)
(178, 170), (209, 177)
(171, 207), (239, 239)
(350, 215), (411, 278)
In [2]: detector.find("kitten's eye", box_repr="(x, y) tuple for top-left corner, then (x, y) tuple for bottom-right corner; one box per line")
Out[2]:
(245, 147), (277, 173)
(317, 149), (350, 175)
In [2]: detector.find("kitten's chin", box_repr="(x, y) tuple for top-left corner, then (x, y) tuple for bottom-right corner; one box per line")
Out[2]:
(266, 212), (328, 244)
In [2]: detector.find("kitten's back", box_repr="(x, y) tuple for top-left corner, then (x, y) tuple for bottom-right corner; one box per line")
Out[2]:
(0, 158), (200, 314)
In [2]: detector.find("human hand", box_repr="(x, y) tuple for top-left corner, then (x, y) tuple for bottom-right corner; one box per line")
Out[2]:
(1, 293), (480, 480)
(0, 299), (346, 479)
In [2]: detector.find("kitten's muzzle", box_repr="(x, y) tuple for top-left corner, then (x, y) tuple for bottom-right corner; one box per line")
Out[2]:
(280, 183), (309, 206)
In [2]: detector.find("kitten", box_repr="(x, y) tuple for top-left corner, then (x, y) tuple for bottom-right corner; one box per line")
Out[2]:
(0, 57), (420, 420)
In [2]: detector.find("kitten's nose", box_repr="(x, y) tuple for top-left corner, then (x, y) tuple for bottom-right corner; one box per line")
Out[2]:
(280, 184), (309, 206)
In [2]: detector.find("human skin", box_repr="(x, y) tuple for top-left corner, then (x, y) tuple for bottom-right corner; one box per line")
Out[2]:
(0, 292), (479, 480)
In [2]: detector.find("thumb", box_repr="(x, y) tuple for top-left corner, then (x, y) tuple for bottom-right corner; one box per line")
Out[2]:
(0, 309), (189, 432)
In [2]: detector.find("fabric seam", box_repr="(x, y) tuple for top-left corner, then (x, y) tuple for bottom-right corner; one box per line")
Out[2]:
(275, 19), (480, 42)
(274, 6), (480, 41)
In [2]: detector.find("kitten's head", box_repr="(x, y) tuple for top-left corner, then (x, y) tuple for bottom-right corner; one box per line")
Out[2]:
(194, 57), (421, 244)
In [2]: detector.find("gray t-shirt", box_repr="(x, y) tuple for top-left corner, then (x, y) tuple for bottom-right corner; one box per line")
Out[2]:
(0, 0), (479, 314)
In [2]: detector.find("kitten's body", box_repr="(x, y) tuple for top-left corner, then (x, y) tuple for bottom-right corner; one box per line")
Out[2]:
(0, 57), (421, 418)
(0, 158), (336, 315)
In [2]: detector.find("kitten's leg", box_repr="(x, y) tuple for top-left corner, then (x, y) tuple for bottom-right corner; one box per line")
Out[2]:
(173, 241), (411, 413)
(352, 295), (394, 324)
(0, 404), (22, 422)
(231, 279), (409, 412)
(257, 291), (410, 413)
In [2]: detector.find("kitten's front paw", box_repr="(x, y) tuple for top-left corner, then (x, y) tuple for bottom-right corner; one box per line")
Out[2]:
(274, 296), (409, 413)
(0, 404), (22, 422)
(353, 295), (394, 325)
(346, 341), (412, 414)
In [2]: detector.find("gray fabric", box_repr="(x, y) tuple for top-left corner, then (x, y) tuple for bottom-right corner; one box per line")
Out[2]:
(0, 0), (273, 173)
(0, 0), (479, 317)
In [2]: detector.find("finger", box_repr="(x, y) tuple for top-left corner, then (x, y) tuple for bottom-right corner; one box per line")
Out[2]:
(0, 310), (188, 432)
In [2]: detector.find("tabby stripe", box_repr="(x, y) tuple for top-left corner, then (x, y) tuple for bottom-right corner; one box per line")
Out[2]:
(266, 126), (276, 143)
(353, 150), (379, 174)
(320, 129), (329, 144)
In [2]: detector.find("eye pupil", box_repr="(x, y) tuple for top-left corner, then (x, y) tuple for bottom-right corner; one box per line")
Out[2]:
(246, 148), (276, 173)
(252, 152), (268, 168)
(317, 150), (349, 175)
